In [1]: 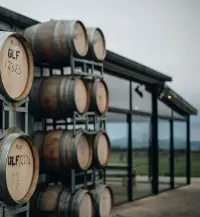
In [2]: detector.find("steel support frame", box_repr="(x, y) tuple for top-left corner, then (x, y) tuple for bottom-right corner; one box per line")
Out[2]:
(151, 85), (159, 195)
(169, 116), (174, 188)
(127, 81), (133, 202)
(186, 115), (191, 185)
(108, 82), (191, 202)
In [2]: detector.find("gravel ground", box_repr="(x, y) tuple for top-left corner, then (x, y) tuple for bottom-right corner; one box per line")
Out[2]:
(112, 182), (200, 217)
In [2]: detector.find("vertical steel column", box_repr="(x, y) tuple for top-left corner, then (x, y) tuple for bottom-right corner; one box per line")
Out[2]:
(127, 81), (133, 201)
(169, 110), (174, 188)
(186, 115), (191, 185)
(148, 121), (152, 183)
(8, 110), (16, 127)
(151, 85), (158, 194)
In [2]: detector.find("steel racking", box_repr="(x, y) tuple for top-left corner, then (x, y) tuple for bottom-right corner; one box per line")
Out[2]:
(34, 55), (107, 193)
(0, 94), (30, 217)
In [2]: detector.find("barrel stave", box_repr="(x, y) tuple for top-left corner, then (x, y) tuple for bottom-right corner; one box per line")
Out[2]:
(24, 20), (89, 65)
(31, 185), (93, 217)
(31, 130), (93, 174)
(29, 76), (88, 119)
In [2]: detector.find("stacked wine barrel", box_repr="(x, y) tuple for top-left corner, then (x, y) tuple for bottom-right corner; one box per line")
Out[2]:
(23, 19), (113, 217)
(0, 31), (39, 207)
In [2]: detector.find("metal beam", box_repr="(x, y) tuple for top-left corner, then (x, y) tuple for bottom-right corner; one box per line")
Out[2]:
(104, 61), (163, 85)
(169, 116), (174, 188)
(151, 85), (159, 194)
(106, 50), (172, 82)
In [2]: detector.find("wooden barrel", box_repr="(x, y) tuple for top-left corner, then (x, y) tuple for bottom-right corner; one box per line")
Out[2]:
(91, 185), (113, 217)
(24, 20), (89, 64)
(0, 31), (34, 101)
(29, 76), (88, 119)
(0, 131), (39, 205)
(31, 184), (93, 217)
(86, 28), (106, 61)
(31, 130), (93, 173)
(87, 130), (111, 168)
(85, 79), (109, 114)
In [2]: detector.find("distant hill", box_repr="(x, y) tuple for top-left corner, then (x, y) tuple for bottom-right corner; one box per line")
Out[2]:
(111, 137), (200, 150)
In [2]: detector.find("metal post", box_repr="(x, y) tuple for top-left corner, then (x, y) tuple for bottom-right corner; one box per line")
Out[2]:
(8, 111), (16, 128)
(186, 115), (191, 184)
(148, 120), (152, 183)
(169, 113), (174, 188)
(127, 81), (133, 201)
(151, 85), (158, 194)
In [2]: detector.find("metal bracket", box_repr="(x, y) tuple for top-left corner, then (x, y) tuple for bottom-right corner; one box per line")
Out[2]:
(0, 202), (29, 217)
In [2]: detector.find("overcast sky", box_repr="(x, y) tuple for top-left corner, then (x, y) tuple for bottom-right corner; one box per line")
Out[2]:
(1, 0), (200, 111)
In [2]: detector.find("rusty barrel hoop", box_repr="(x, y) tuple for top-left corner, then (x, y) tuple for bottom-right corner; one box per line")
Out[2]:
(0, 132), (39, 205)
(86, 28), (106, 61)
(0, 31), (34, 101)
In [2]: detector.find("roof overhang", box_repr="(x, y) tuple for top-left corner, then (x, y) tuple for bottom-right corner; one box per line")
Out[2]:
(105, 50), (172, 84)
(0, 5), (197, 116)
(0, 6), (173, 85)
(159, 85), (198, 116)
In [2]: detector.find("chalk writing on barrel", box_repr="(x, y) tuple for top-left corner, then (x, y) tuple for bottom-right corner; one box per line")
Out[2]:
(14, 172), (20, 190)
(7, 155), (31, 167)
(8, 49), (20, 60)
(11, 39), (20, 47)
(4, 60), (21, 74)
(16, 144), (22, 150)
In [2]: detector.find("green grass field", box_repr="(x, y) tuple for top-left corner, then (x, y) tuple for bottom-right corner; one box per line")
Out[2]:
(110, 150), (200, 177)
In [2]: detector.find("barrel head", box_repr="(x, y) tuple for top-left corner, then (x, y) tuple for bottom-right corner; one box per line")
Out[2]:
(6, 137), (34, 202)
(0, 33), (33, 101)
(97, 132), (110, 167)
(93, 28), (106, 61)
(96, 80), (109, 114)
(74, 22), (89, 57)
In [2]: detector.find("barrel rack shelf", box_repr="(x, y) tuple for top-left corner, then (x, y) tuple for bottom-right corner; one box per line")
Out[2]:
(44, 112), (106, 134)
(35, 55), (107, 194)
(70, 168), (106, 192)
(70, 57), (104, 79)
(0, 94), (30, 217)
(0, 202), (29, 217)
(35, 56), (104, 79)
(41, 167), (105, 193)
(0, 94), (29, 134)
